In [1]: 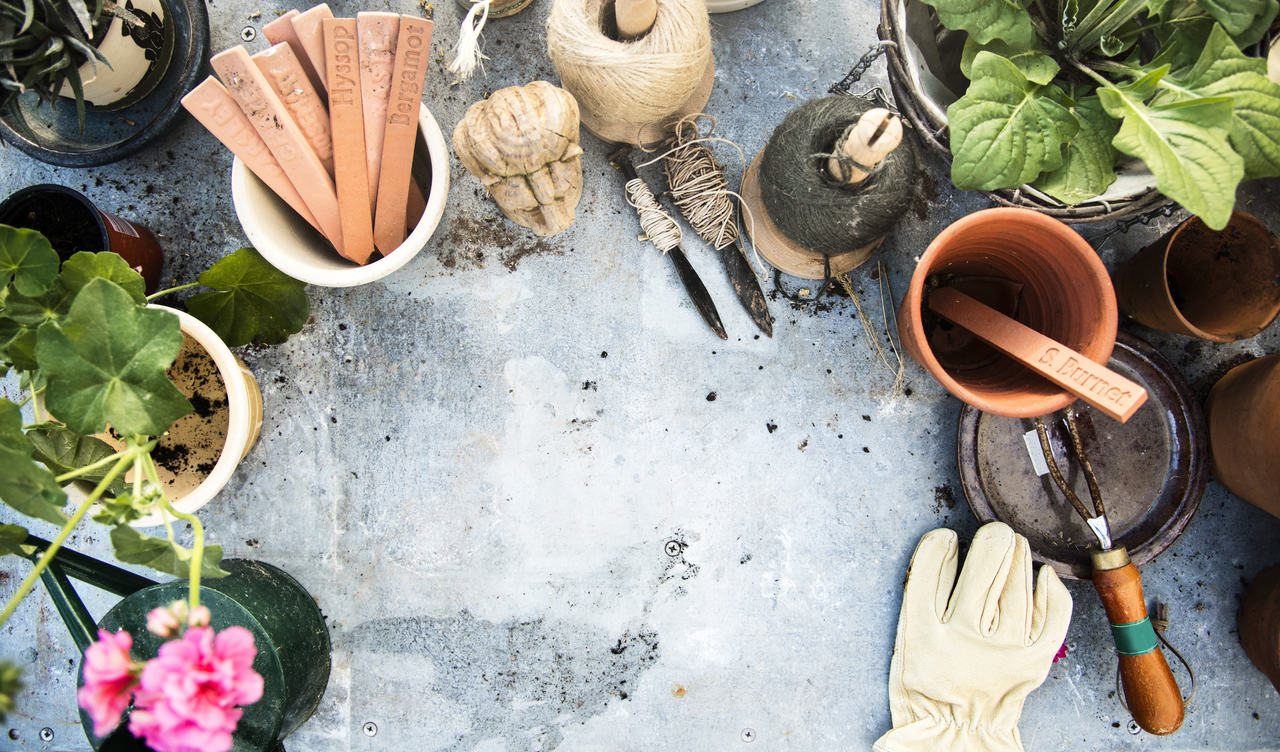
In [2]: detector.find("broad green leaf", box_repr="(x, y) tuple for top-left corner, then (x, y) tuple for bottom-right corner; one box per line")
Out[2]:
(60, 252), (146, 304)
(0, 401), (67, 524)
(960, 37), (1059, 84)
(947, 52), (1078, 190)
(1195, 0), (1278, 47)
(27, 425), (126, 493)
(4, 328), (37, 372)
(36, 278), (191, 438)
(1165, 24), (1280, 179)
(2, 285), (73, 326)
(1098, 81), (1242, 229)
(0, 524), (27, 556)
(110, 525), (229, 579)
(187, 247), (309, 347)
(0, 225), (58, 296)
(918, 0), (1035, 47)
(1033, 94), (1120, 204)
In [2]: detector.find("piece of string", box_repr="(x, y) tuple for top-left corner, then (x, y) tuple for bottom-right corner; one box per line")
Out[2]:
(624, 178), (682, 254)
(449, 0), (491, 80)
(836, 264), (905, 392)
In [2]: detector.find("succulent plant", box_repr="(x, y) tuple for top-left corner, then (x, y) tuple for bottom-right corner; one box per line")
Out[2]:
(0, 0), (114, 127)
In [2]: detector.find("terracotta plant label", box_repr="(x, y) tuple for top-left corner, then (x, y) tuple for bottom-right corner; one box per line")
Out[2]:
(262, 9), (326, 95)
(928, 288), (1147, 422)
(252, 43), (334, 176)
(291, 4), (335, 93)
(357, 12), (398, 207)
(373, 15), (433, 254)
(181, 78), (323, 235)
(212, 46), (346, 258)
(323, 18), (375, 264)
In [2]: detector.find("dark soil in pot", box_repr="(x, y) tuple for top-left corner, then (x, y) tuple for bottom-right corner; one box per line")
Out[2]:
(150, 333), (229, 497)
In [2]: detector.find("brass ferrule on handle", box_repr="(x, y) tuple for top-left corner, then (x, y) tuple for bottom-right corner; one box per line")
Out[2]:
(1091, 546), (1185, 735)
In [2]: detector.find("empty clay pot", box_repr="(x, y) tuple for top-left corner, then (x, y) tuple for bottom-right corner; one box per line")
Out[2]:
(1205, 353), (1280, 519)
(1115, 211), (1280, 342)
(898, 207), (1118, 418)
(1239, 564), (1280, 694)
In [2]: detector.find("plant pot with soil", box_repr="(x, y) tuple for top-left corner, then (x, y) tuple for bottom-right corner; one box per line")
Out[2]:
(0, 184), (164, 293)
(880, 0), (1280, 227)
(0, 224), (310, 729)
(0, 0), (210, 166)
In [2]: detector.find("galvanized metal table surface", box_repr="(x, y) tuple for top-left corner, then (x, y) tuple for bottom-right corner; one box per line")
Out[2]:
(3, 1), (1280, 750)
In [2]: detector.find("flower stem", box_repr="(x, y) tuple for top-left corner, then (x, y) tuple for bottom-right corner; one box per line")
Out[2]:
(0, 451), (135, 630)
(146, 281), (201, 301)
(54, 449), (129, 484)
(142, 455), (204, 609)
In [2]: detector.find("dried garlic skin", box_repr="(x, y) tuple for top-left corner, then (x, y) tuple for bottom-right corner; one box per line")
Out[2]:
(453, 81), (584, 237)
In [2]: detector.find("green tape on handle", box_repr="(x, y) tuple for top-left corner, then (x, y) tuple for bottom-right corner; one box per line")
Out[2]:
(1111, 617), (1159, 656)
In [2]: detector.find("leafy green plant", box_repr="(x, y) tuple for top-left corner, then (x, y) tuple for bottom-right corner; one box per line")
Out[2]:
(0, 0), (143, 128)
(921, 0), (1280, 229)
(0, 224), (308, 718)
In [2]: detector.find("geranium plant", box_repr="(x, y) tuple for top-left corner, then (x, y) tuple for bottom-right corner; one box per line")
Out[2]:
(923, 0), (1280, 229)
(0, 223), (309, 749)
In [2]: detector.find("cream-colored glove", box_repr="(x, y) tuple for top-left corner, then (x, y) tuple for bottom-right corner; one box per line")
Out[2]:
(873, 522), (1072, 752)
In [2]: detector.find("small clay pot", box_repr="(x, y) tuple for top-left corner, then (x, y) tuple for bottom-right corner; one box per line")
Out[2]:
(1239, 564), (1280, 694)
(1205, 353), (1280, 519)
(0, 184), (164, 293)
(898, 207), (1118, 418)
(1114, 211), (1280, 342)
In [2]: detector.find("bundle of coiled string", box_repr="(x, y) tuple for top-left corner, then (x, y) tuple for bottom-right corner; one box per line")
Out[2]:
(661, 116), (740, 253)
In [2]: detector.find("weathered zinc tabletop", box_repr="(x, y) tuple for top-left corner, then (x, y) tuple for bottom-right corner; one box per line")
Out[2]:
(3, 1), (1280, 750)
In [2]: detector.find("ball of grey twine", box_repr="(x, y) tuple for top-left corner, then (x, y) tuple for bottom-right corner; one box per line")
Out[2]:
(759, 95), (916, 257)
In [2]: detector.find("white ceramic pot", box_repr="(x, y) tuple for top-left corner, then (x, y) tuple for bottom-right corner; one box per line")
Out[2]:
(58, 0), (174, 109)
(130, 306), (262, 527)
(231, 104), (449, 287)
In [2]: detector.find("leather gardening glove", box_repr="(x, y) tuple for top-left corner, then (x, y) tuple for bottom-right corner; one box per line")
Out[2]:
(873, 522), (1072, 752)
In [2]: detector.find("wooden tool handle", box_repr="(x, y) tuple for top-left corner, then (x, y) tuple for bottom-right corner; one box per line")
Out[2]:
(826, 108), (902, 184)
(616, 0), (658, 39)
(927, 287), (1147, 422)
(1091, 550), (1184, 736)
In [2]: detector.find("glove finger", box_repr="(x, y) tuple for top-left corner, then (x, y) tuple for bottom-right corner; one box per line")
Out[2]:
(903, 528), (958, 624)
(993, 532), (1034, 644)
(945, 521), (1016, 635)
(1031, 562), (1073, 654)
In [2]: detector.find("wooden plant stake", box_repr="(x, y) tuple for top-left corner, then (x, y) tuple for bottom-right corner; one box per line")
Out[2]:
(323, 18), (375, 264)
(373, 16), (433, 255)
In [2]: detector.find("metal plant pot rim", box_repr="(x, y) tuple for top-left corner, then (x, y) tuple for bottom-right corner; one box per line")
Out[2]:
(878, 0), (1171, 223)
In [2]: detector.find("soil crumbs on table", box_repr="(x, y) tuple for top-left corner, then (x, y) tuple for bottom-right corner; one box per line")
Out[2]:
(151, 335), (229, 496)
(441, 215), (562, 271)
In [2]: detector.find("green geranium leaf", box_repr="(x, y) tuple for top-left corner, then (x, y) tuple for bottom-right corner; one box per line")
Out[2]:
(919, 0), (1035, 47)
(187, 247), (309, 347)
(0, 401), (67, 524)
(1164, 24), (1280, 179)
(110, 525), (229, 579)
(0, 225), (59, 297)
(947, 52), (1078, 190)
(5, 328), (38, 372)
(60, 252), (147, 304)
(1098, 76), (1242, 230)
(0, 524), (28, 556)
(1033, 94), (1120, 204)
(36, 278), (191, 438)
(27, 425), (126, 494)
(961, 37), (1059, 84)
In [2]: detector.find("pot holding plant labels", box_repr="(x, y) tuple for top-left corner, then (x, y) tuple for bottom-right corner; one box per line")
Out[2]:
(899, 208), (1122, 419)
(0, 184), (165, 293)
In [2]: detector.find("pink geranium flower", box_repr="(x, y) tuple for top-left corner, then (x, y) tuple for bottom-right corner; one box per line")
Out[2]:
(77, 629), (138, 737)
(127, 626), (263, 752)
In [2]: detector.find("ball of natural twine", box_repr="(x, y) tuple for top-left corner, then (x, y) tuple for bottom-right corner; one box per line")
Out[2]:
(759, 95), (917, 257)
(546, 0), (711, 141)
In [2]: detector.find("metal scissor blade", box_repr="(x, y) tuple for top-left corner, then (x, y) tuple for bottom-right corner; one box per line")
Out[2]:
(722, 239), (773, 337)
(668, 246), (728, 340)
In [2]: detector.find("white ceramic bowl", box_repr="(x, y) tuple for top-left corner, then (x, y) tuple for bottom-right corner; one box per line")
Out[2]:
(131, 305), (263, 527)
(231, 103), (449, 287)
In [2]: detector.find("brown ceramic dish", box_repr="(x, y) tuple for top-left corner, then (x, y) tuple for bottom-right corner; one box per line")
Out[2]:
(957, 331), (1207, 580)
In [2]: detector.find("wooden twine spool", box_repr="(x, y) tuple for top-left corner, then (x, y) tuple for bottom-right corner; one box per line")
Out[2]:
(546, 0), (714, 145)
(741, 95), (915, 279)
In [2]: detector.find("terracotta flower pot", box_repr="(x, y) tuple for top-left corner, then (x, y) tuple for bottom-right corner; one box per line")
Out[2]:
(898, 207), (1118, 418)
(1239, 564), (1280, 694)
(1114, 211), (1280, 342)
(0, 184), (164, 293)
(1205, 353), (1280, 519)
